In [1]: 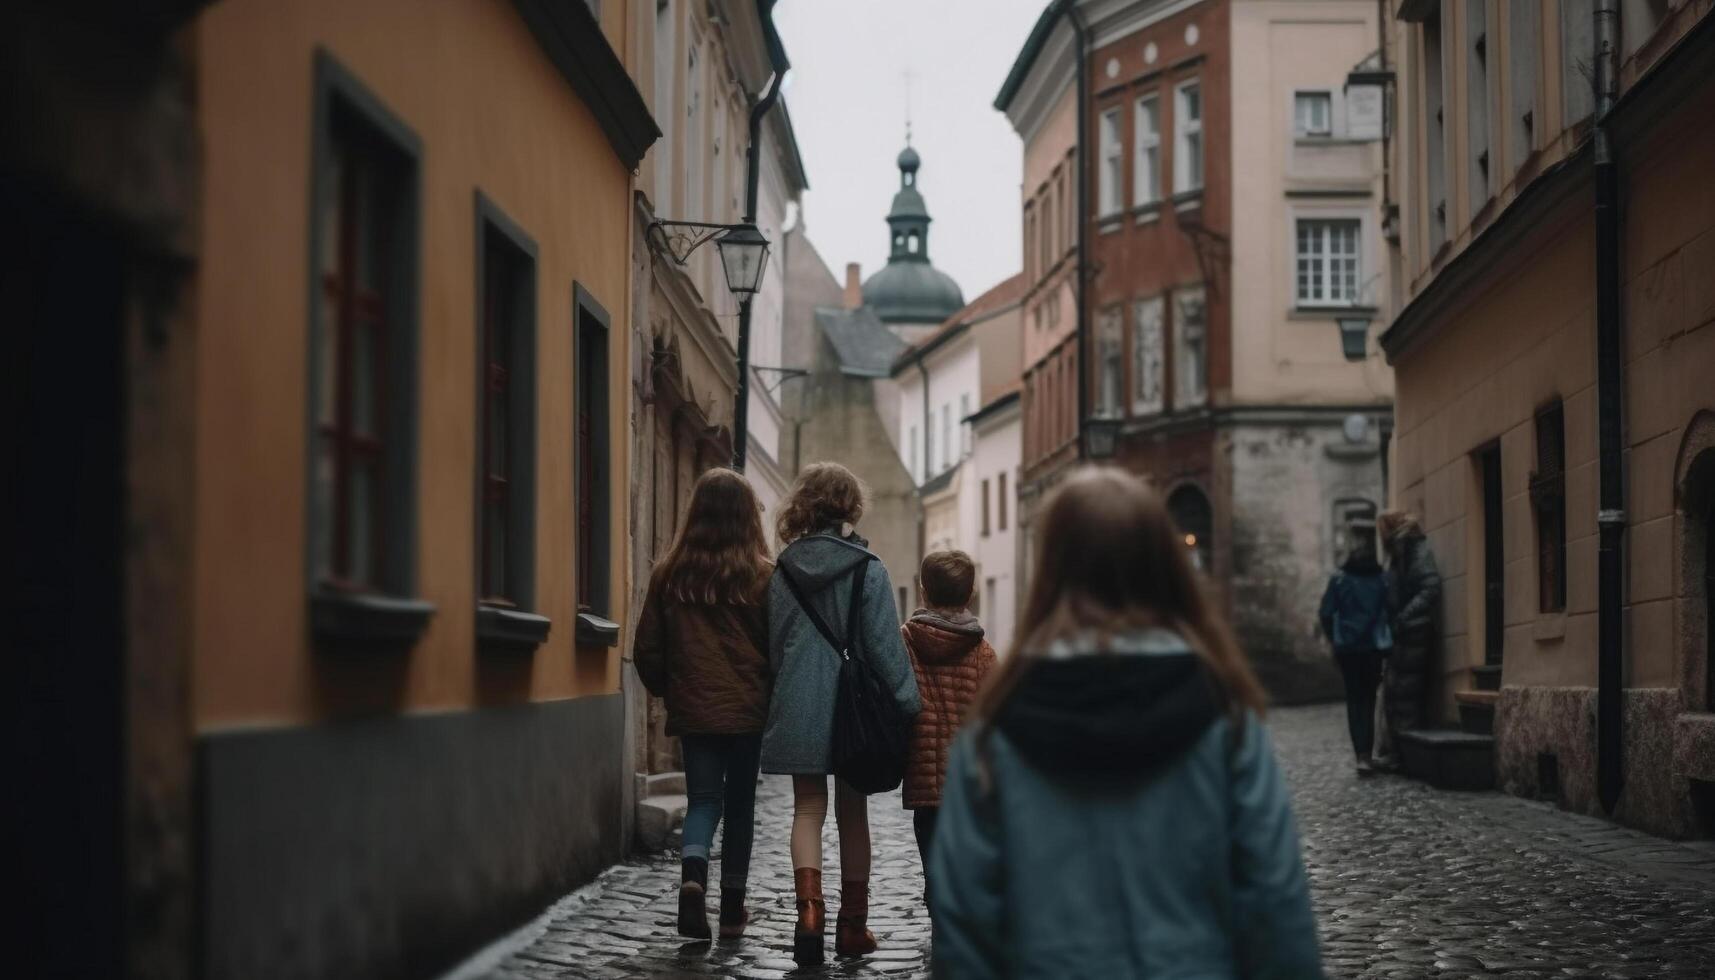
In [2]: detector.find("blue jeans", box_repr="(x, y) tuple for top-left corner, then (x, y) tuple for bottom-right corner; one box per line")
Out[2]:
(679, 733), (762, 886)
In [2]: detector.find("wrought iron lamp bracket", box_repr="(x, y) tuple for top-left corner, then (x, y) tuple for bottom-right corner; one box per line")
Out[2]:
(647, 219), (739, 266)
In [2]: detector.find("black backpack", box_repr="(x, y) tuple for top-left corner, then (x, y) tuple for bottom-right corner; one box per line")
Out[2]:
(780, 555), (913, 795)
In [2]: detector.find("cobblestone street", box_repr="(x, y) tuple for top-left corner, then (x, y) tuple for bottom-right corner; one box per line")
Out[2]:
(457, 704), (1715, 979)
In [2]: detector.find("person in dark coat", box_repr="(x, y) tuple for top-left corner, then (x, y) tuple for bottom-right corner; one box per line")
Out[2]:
(634, 468), (774, 941)
(1319, 522), (1392, 774)
(1376, 510), (1441, 768)
(762, 462), (919, 968)
(930, 467), (1321, 979)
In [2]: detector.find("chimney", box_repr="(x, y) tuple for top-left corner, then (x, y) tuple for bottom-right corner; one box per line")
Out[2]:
(843, 262), (863, 310)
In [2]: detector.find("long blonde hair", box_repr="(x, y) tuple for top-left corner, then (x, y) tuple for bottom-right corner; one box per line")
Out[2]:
(653, 468), (771, 605)
(776, 462), (867, 545)
(969, 466), (1267, 731)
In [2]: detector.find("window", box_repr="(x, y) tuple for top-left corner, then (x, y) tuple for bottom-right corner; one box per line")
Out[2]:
(1097, 306), (1123, 417)
(1333, 499), (1379, 566)
(1041, 191), (1055, 272)
(308, 56), (426, 643)
(1424, 9), (1448, 251)
(1174, 287), (1207, 408)
(1507, 0), (1539, 170)
(998, 471), (1008, 531)
(1023, 205), (1036, 281)
(1099, 107), (1123, 216)
(685, 40), (703, 220)
(575, 285), (615, 643)
(476, 198), (541, 646)
(652, 1), (676, 210)
(1296, 219), (1362, 306)
(1532, 401), (1567, 613)
(1134, 94), (1161, 206)
(941, 404), (952, 473)
(982, 478), (991, 536)
(1562, 0), (1595, 124)
(960, 392), (972, 457)
(909, 424), (919, 481)
(1132, 296), (1164, 415)
(1295, 91), (1333, 138)
(925, 413), (935, 477)
(985, 577), (997, 620)
(1174, 81), (1203, 194)
(1467, 0), (1492, 214)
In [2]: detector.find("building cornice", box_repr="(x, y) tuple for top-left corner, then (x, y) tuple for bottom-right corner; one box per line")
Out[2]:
(510, 0), (659, 171)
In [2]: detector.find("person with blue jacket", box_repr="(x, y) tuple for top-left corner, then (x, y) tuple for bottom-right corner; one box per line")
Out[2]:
(1319, 523), (1393, 775)
(929, 467), (1322, 980)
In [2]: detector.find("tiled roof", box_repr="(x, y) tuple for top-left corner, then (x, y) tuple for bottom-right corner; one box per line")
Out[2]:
(816, 305), (907, 377)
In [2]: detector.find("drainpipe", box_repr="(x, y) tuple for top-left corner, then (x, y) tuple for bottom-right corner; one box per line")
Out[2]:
(732, 0), (787, 472)
(1068, 0), (1090, 460)
(917, 360), (932, 481)
(1593, 0), (1625, 814)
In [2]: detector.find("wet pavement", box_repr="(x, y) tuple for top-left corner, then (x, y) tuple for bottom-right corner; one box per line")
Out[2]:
(457, 703), (1715, 979)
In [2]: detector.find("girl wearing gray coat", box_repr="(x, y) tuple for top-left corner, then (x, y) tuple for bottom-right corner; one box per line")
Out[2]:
(762, 462), (920, 968)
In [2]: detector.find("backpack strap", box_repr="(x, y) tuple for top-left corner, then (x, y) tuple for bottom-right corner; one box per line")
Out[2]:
(779, 556), (873, 662)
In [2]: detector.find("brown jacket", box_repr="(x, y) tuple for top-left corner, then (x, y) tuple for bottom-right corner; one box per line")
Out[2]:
(633, 568), (771, 736)
(901, 608), (997, 809)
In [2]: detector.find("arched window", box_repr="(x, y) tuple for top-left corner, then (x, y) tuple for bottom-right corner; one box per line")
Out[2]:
(1167, 484), (1213, 571)
(1683, 446), (1715, 712)
(908, 232), (921, 254)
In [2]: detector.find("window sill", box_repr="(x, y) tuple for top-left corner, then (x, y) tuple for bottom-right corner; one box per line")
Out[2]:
(1290, 304), (1377, 322)
(1097, 214), (1125, 235)
(1533, 612), (1568, 642)
(476, 603), (552, 655)
(311, 591), (436, 649)
(576, 611), (621, 648)
(1132, 201), (1163, 224)
(1172, 189), (1204, 213)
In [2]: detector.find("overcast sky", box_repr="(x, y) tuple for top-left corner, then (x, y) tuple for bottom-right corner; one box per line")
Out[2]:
(775, 0), (1047, 304)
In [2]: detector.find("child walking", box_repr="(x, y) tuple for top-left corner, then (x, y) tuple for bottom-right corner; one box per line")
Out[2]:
(633, 469), (773, 941)
(929, 466), (1321, 979)
(900, 550), (996, 901)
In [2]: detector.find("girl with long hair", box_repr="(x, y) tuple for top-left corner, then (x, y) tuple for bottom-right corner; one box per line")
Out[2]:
(633, 468), (774, 940)
(929, 466), (1321, 978)
(761, 462), (920, 967)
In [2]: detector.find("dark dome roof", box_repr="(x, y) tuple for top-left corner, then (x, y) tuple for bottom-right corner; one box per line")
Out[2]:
(862, 260), (965, 325)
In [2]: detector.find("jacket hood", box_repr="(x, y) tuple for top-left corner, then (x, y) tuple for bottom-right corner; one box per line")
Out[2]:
(904, 609), (985, 664)
(995, 631), (1222, 780)
(778, 530), (874, 594)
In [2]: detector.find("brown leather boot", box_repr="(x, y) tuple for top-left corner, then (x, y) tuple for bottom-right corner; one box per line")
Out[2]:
(834, 878), (878, 957)
(793, 868), (825, 967)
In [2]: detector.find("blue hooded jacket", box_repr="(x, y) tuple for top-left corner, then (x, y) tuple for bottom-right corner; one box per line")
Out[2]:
(1318, 554), (1392, 656)
(929, 630), (1322, 979)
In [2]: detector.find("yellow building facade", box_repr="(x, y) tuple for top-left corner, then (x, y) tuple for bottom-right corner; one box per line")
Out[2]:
(190, 0), (656, 974)
(1382, 0), (1714, 837)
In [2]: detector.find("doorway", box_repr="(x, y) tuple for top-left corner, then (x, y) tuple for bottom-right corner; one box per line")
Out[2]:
(1480, 444), (1505, 665)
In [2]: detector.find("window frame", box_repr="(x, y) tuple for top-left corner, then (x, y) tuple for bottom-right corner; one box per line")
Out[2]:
(998, 471), (1008, 531)
(305, 50), (433, 648)
(574, 283), (618, 646)
(1173, 285), (1208, 409)
(1293, 89), (1334, 139)
(1134, 93), (1161, 207)
(1096, 305), (1124, 418)
(474, 193), (548, 654)
(981, 478), (991, 537)
(1173, 79), (1203, 196)
(1531, 400), (1568, 614)
(1293, 216), (1365, 308)
(1098, 106), (1124, 218)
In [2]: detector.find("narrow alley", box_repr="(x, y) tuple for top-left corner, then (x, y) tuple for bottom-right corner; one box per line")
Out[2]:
(458, 704), (1715, 980)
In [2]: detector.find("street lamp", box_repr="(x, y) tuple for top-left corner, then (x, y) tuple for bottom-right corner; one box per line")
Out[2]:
(1337, 313), (1373, 362)
(715, 222), (770, 297)
(1084, 415), (1122, 459)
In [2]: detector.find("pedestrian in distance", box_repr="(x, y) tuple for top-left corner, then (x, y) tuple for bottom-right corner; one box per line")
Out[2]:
(1319, 519), (1392, 775)
(633, 468), (774, 941)
(929, 466), (1322, 980)
(1374, 510), (1441, 772)
(762, 462), (920, 968)
(899, 549), (997, 904)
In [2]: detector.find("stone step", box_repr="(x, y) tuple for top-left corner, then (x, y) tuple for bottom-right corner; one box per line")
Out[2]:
(1471, 663), (1503, 691)
(1396, 728), (1495, 790)
(1454, 690), (1499, 736)
(636, 792), (687, 854)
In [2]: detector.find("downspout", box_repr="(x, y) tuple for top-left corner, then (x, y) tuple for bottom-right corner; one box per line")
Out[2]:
(1593, 0), (1625, 814)
(732, 0), (787, 472)
(1068, 0), (1090, 460)
(917, 360), (932, 480)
